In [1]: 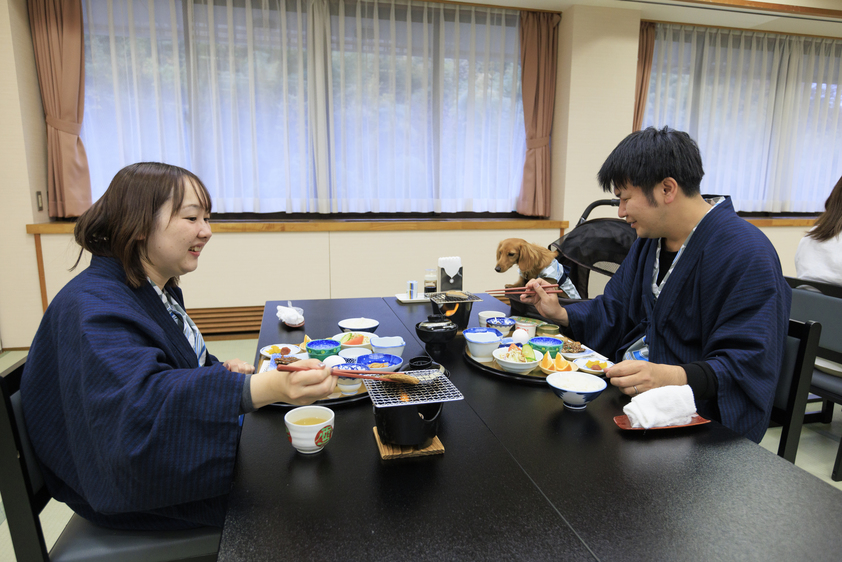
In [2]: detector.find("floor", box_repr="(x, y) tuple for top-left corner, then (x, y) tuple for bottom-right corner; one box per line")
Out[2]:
(2, 342), (842, 560)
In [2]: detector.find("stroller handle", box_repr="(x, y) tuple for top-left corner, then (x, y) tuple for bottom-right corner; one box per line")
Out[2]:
(578, 199), (619, 225)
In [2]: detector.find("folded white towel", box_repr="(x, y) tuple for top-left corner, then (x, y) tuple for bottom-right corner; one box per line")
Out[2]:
(623, 385), (697, 429)
(276, 305), (304, 326)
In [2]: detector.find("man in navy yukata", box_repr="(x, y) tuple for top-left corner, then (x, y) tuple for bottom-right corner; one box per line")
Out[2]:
(522, 126), (791, 443)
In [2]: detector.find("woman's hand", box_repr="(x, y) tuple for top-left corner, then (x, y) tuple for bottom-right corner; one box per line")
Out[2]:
(249, 359), (337, 409)
(224, 358), (255, 374)
(518, 279), (569, 326)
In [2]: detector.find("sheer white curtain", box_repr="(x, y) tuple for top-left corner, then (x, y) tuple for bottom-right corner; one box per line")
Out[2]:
(643, 24), (842, 213)
(81, 0), (525, 213)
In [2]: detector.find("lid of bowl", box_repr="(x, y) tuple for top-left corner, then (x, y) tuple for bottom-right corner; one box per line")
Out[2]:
(418, 319), (457, 331)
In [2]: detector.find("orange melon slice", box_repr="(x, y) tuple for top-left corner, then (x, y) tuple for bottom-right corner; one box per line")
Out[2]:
(540, 352), (554, 370)
(553, 353), (570, 371)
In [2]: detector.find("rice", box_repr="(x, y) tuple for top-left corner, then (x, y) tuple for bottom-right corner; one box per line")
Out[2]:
(552, 373), (603, 392)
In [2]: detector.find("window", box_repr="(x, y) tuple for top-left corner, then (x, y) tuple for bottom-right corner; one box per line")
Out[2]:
(643, 24), (842, 213)
(81, 0), (526, 213)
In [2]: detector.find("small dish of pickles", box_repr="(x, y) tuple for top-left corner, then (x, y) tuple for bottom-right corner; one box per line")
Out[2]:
(573, 357), (614, 375)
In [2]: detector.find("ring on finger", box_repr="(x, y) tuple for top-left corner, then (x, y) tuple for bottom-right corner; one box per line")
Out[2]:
(633, 385), (639, 395)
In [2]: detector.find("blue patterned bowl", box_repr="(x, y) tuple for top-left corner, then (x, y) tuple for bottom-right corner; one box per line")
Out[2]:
(306, 339), (342, 361)
(356, 353), (404, 372)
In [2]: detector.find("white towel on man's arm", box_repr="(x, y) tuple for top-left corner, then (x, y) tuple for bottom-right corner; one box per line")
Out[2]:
(623, 385), (697, 429)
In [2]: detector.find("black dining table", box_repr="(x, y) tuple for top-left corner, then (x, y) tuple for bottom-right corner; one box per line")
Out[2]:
(218, 296), (842, 561)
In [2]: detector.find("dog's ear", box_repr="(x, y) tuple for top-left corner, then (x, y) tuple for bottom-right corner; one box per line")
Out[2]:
(517, 242), (543, 272)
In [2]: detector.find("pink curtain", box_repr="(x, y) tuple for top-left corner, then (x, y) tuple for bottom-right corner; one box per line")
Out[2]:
(633, 22), (656, 132)
(28, 0), (91, 217)
(517, 11), (561, 218)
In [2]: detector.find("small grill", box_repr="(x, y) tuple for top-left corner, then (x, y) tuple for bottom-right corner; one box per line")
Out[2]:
(364, 369), (464, 408)
(427, 291), (482, 305)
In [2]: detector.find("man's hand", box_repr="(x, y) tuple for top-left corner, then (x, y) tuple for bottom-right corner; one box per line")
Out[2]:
(604, 360), (687, 396)
(517, 279), (569, 327)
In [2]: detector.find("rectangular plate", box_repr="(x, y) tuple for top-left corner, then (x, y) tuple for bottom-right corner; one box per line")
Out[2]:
(613, 414), (711, 430)
(395, 293), (430, 303)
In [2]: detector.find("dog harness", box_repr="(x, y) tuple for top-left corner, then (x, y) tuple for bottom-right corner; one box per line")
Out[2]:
(518, 260), (581, 300)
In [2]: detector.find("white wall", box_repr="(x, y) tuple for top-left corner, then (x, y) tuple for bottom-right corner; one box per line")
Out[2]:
(38, 228), (564, 309)
(0, 0), (47, 349)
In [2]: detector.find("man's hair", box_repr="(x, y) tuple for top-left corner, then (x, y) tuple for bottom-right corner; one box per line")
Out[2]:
(597, 126), (705, 203)
(73, 162), (212, 288)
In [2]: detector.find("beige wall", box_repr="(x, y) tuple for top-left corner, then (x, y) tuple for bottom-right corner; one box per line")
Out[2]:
(38, 228), (564, 309)
(0, 0), (835, 349)
(0, 0), (47, 349)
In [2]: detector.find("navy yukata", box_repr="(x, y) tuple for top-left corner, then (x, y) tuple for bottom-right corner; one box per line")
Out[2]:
(21, 256), (246, 530)
(566, 197), (791, 443)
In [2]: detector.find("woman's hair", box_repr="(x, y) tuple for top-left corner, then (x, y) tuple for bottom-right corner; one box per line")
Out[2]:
(73, 162), (212, 288)
(597, 126), (705, 204)
(807, 175), (842, 242)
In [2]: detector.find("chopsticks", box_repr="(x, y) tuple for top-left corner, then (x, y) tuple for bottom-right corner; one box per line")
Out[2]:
(486, 284), (565, 295)
(274, 362), (399, 382)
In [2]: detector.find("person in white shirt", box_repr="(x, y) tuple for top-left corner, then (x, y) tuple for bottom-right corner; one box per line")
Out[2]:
(795, 175), (842, 286)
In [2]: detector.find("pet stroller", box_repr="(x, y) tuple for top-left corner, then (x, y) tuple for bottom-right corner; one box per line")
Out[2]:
(508, 199), (636, 320)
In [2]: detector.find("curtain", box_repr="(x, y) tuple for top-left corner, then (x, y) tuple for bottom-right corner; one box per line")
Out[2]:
(517, 11), (560, 217)
(28, 0), (91, 217)
(81, 0), (526, 213)
(644, 24), (842, 213)
(633, 21), (655, 132)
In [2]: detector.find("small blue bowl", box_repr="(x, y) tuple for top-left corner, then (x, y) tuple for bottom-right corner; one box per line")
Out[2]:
(306, 339), (342, 361)
(528, 337), (564, 358)
(356, 353), (403, 372)
(486, 317), (516, 336)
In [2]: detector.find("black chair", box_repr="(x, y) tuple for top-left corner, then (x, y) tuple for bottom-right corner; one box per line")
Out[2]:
(787, 282), (842, 481)
(0, 357), (221, 561)
(769, 320), (821, 463)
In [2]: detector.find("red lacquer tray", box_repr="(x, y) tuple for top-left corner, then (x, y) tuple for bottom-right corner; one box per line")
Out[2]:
(613, 414), (711, 430)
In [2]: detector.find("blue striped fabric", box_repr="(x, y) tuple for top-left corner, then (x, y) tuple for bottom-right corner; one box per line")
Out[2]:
(567, 197), (791, 443)
(149, 280), (208, 366)
(20, 256), (246, 530)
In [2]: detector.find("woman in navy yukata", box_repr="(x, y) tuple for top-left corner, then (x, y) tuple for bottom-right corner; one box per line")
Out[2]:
(521, 127), (791, 444)
(21, 163), (337, 530)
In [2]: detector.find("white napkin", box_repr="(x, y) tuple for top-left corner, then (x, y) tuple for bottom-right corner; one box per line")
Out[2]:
(276, 305), (304, 326)
(623, 385), (696, 429)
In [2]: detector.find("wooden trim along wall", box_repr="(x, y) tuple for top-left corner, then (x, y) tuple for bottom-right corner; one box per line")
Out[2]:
(674, 0), (842, 20)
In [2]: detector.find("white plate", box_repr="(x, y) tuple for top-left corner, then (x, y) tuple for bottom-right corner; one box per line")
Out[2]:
(560, 346), (594, 360)
(395, 292), (430, 303)
(259, 352), (309, 372)
(260, 344), (302, 358)
(574, 357), (614, 374)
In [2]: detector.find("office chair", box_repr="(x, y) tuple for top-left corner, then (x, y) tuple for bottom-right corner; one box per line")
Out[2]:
(0, 357), (221, 561)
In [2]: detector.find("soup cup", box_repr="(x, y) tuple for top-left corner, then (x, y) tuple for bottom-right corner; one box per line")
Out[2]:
(284, 405), (335, 454)
(478, 310), (506, 327)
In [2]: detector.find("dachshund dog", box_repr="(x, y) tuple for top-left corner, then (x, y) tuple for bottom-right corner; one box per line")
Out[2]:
(495, 238), (580, 299)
